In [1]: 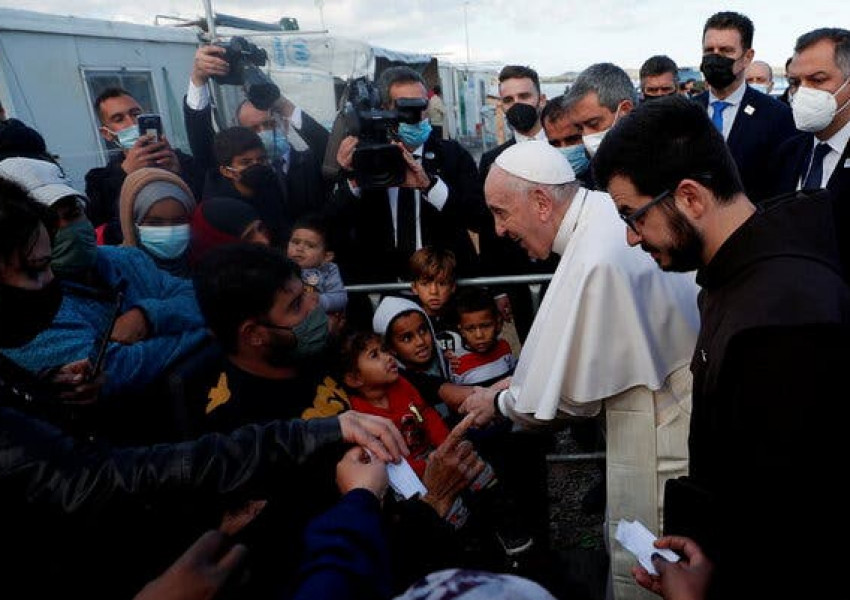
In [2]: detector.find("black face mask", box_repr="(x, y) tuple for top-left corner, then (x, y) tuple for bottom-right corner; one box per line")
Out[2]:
(506, 102), (539, 134)
(642, 92), (677, 103)
(0, 279), (63, 348)
(240, 164), (277, 192)
(700, 54), (738, 90)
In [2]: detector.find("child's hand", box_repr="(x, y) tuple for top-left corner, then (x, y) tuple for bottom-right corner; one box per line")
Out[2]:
(444, 350), (460, 373)
(327, 311), (346, 336)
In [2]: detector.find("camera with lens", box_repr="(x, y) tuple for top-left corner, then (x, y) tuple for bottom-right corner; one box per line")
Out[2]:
(213, 36), (281, 111)
(338, 77), (428, 188)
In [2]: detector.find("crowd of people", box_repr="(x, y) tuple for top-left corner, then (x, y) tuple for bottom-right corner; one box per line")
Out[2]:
(0, 9), (848, 600)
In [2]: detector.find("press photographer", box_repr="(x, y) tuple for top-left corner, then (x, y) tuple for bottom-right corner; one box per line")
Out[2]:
(330, 66), (488, 284)
(184, 41), (330, 235)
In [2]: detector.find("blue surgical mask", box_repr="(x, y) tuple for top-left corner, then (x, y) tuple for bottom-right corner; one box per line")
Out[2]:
(398, 119), (432, 149)
(113, 124), (140, 150)
(258, 128), (290, 161)
(137, 224), (190, 260)
(558, 145), (590, 177)
(749, 83), (769, 95)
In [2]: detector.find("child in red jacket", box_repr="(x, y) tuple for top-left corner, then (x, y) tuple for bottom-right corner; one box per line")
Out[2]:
(340, 330), (492, 489)
(340, 329), (536, 560)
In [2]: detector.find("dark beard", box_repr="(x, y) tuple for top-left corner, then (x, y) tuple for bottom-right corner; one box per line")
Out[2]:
(663, 207), (704, 272)
(265, 330), (297, 367)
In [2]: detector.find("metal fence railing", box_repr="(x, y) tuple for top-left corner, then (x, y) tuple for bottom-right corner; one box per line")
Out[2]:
(346, 273), (605, 464)
(346, 273), (554, 314)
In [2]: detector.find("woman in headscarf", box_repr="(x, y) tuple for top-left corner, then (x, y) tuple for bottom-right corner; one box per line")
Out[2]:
(119, 168), (196, 277)
(189, 195), (270, 267)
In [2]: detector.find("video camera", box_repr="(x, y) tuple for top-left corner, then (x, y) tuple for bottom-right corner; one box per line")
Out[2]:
(213, 36), (281, 111)
(338, 77), (428, 188)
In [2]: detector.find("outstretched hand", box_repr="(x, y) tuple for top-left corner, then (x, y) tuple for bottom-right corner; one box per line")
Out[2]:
(421, 413), (484, 516)
(632, 535), (713, 600)
(458, 387), (498, 427)
(338, 410), (409, 463)
(191, 44), (229, 87)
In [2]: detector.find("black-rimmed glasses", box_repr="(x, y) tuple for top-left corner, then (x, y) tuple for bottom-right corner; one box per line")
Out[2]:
(619, 189), (671, 234)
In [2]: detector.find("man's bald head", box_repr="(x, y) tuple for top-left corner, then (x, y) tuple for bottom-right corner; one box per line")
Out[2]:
(746, 60), (774, 94)
(236, 100), (277, 133)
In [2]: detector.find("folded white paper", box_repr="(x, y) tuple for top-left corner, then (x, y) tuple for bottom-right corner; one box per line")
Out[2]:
(387, 459), (428, 499)
(615, 519), (680, 576)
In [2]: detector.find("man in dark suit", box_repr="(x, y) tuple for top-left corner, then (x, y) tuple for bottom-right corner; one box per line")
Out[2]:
(332, 66), (487, 285)
(694, 11), (797, 203)
(478, 65), (548, 179)
(477, 65), (551, 341)
(771, 27), (850, 280)
(184, 45), (330, 224)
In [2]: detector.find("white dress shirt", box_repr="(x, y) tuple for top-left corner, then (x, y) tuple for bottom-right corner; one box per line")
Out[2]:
(798, 118), (850, 189)
(707, 80), (748, 141)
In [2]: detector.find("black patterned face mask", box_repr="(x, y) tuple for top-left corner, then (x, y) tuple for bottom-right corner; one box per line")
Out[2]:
(0, 279), (62, 348)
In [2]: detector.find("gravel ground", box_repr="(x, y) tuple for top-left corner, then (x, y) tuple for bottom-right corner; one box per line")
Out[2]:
(541, 424), (610, 600)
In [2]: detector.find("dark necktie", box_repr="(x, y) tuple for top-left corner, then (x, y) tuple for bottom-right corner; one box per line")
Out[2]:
(802, 142), (832, 190)
(396, 186), (417, 256)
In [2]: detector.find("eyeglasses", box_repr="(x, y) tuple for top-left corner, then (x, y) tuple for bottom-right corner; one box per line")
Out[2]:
(619, 189), (671, 234)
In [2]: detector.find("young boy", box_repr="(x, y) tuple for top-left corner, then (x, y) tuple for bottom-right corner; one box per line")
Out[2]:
(409, 247), (462, 355)
(373, 295), (478, 421)
(287, 213), (348, 315)
(211, 126), (288, 244)
(452, 287), (517, 387)
(373, 297), (541, 562)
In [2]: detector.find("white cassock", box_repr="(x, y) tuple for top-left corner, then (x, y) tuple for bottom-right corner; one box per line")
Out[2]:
(498, 188), (701, 600)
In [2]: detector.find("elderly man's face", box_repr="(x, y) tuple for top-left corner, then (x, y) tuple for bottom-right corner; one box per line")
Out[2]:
(238, 102), (277, 134)
(484, 168), (553, 260)
(746, 61), (773, 93)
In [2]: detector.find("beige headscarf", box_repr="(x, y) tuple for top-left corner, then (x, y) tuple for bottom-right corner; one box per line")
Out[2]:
(119, 168), (196, 246)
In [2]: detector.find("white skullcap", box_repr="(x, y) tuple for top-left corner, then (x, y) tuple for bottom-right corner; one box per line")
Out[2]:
(494, 139), (576, 184)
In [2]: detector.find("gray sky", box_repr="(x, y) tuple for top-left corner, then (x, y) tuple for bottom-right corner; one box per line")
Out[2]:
(0, 0), (843, 75)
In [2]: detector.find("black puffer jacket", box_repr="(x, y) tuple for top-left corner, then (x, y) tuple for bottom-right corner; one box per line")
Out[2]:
(0, 369), (343, 598)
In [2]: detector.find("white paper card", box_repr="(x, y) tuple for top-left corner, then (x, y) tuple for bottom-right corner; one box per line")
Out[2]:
(386, 459), (428, 499)
(615, 519), (680, 576)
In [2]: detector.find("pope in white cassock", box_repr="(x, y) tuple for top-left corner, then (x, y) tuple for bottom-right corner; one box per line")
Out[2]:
(460, 140), (700, 600)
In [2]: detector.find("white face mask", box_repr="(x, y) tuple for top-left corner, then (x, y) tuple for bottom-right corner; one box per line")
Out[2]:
(790, 77), (850, 133)
(582, 104), (623, 157)
(582, 129), (608, 157)
(749, 83), (770, 95)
